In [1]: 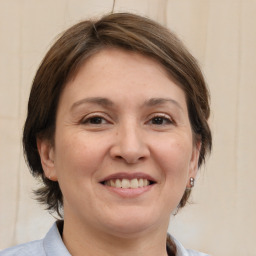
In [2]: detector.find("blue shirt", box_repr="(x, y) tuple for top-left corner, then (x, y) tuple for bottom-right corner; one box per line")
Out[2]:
(0, 222), (209, 256)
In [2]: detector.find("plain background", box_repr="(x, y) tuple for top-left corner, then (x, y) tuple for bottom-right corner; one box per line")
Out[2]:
(0, 1), (256, 255)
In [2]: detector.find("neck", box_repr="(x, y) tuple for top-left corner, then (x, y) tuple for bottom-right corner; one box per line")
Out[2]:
(62, 217), (169, 256)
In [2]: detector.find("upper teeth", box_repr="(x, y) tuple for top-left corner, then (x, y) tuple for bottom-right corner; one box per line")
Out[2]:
(104, 178), (150, 189)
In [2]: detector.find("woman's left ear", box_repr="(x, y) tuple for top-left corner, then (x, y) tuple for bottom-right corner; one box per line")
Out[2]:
(37, 138), (57, 181)
(189, 141), (201, 178)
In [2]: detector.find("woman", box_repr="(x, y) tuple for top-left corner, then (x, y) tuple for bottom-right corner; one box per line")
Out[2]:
(1, 13), (211, 256)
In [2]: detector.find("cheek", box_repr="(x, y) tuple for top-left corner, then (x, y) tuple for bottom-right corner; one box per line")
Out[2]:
(150, 136), (193, 212)
(154, 137), (193, 181)
(54, 132), (106, 178)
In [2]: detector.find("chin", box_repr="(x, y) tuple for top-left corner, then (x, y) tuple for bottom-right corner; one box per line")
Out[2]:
(100, 208), (167, 237)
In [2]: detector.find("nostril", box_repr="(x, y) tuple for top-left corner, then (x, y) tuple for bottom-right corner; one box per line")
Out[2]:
(114, 155), (145, 164)
(110, 142), (150, 164)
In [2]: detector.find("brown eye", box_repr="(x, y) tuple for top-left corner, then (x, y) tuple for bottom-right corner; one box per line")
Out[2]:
(151, 116), (172, 125)
(89, 117), (104, 124)
(82, 116), (108, 125)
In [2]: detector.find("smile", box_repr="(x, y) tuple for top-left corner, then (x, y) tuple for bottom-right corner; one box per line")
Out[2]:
(99, 172), (156, 193)
(103, 178), (153, 189)
(99, 173), (156, 198)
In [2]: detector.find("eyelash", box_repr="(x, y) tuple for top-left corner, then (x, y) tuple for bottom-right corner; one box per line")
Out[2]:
(81, 113), (174, 127)
(147, 114), (174, 126)
(81, 113), (110, 125)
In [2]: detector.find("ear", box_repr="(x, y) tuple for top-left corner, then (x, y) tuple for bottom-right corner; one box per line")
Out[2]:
(37, 138), (57, 181)
(188, 141), (201, 185)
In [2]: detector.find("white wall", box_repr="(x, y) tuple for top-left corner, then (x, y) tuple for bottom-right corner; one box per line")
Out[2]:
(1, 1), (256, 255)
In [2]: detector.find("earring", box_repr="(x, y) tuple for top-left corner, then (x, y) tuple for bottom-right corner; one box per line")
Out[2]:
(190, 177), (195, 188)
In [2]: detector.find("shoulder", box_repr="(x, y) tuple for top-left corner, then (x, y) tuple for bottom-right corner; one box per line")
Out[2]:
(0, 240), (45, 256)
(0, 221), (70, 256)
(168, 234), (210, 256)
(185, 249), (210, 256)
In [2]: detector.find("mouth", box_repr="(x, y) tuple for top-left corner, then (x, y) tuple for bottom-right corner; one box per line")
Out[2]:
(101, 178), (155, 189)
(99, 173), (156, 189)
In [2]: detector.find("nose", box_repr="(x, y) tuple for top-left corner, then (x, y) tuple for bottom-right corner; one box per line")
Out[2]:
(109, 123), (150, 164)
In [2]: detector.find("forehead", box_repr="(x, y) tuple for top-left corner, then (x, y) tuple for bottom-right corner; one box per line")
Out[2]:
(61, 48), (187, 109)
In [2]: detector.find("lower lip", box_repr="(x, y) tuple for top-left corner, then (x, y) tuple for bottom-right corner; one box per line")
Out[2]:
(101, 184), (154, 198)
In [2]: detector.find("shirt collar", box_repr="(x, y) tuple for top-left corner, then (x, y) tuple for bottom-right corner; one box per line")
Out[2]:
(167, 233), (189, 256)
(43, 221), (71, 256)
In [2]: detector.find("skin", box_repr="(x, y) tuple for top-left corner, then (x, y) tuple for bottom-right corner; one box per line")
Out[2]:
(38, 48), (200, 256)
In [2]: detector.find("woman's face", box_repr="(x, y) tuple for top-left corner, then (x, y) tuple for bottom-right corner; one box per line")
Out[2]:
(40, 48), (199, 236)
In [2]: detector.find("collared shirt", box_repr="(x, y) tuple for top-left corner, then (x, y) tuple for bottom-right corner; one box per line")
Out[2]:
(0, 222), (209, 256)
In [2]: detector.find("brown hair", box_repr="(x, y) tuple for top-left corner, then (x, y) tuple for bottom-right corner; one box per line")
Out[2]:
(23, 12), (212, 218)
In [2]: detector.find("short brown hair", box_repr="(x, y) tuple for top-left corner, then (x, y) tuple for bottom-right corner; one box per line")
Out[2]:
(23, 12), (212, 216)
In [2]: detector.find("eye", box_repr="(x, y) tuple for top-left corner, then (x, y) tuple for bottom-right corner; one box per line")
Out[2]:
(148, 114), (173, 126)
(81, 115), (109, 125)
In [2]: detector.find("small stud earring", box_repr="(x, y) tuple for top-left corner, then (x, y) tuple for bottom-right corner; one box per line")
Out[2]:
(190, 177), (195, 188)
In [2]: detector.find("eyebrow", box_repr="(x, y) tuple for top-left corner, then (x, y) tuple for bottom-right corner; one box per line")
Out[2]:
(144, 98), (184, 111)
(71, 97), (114, 111)
(71, 97), (183, 111)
